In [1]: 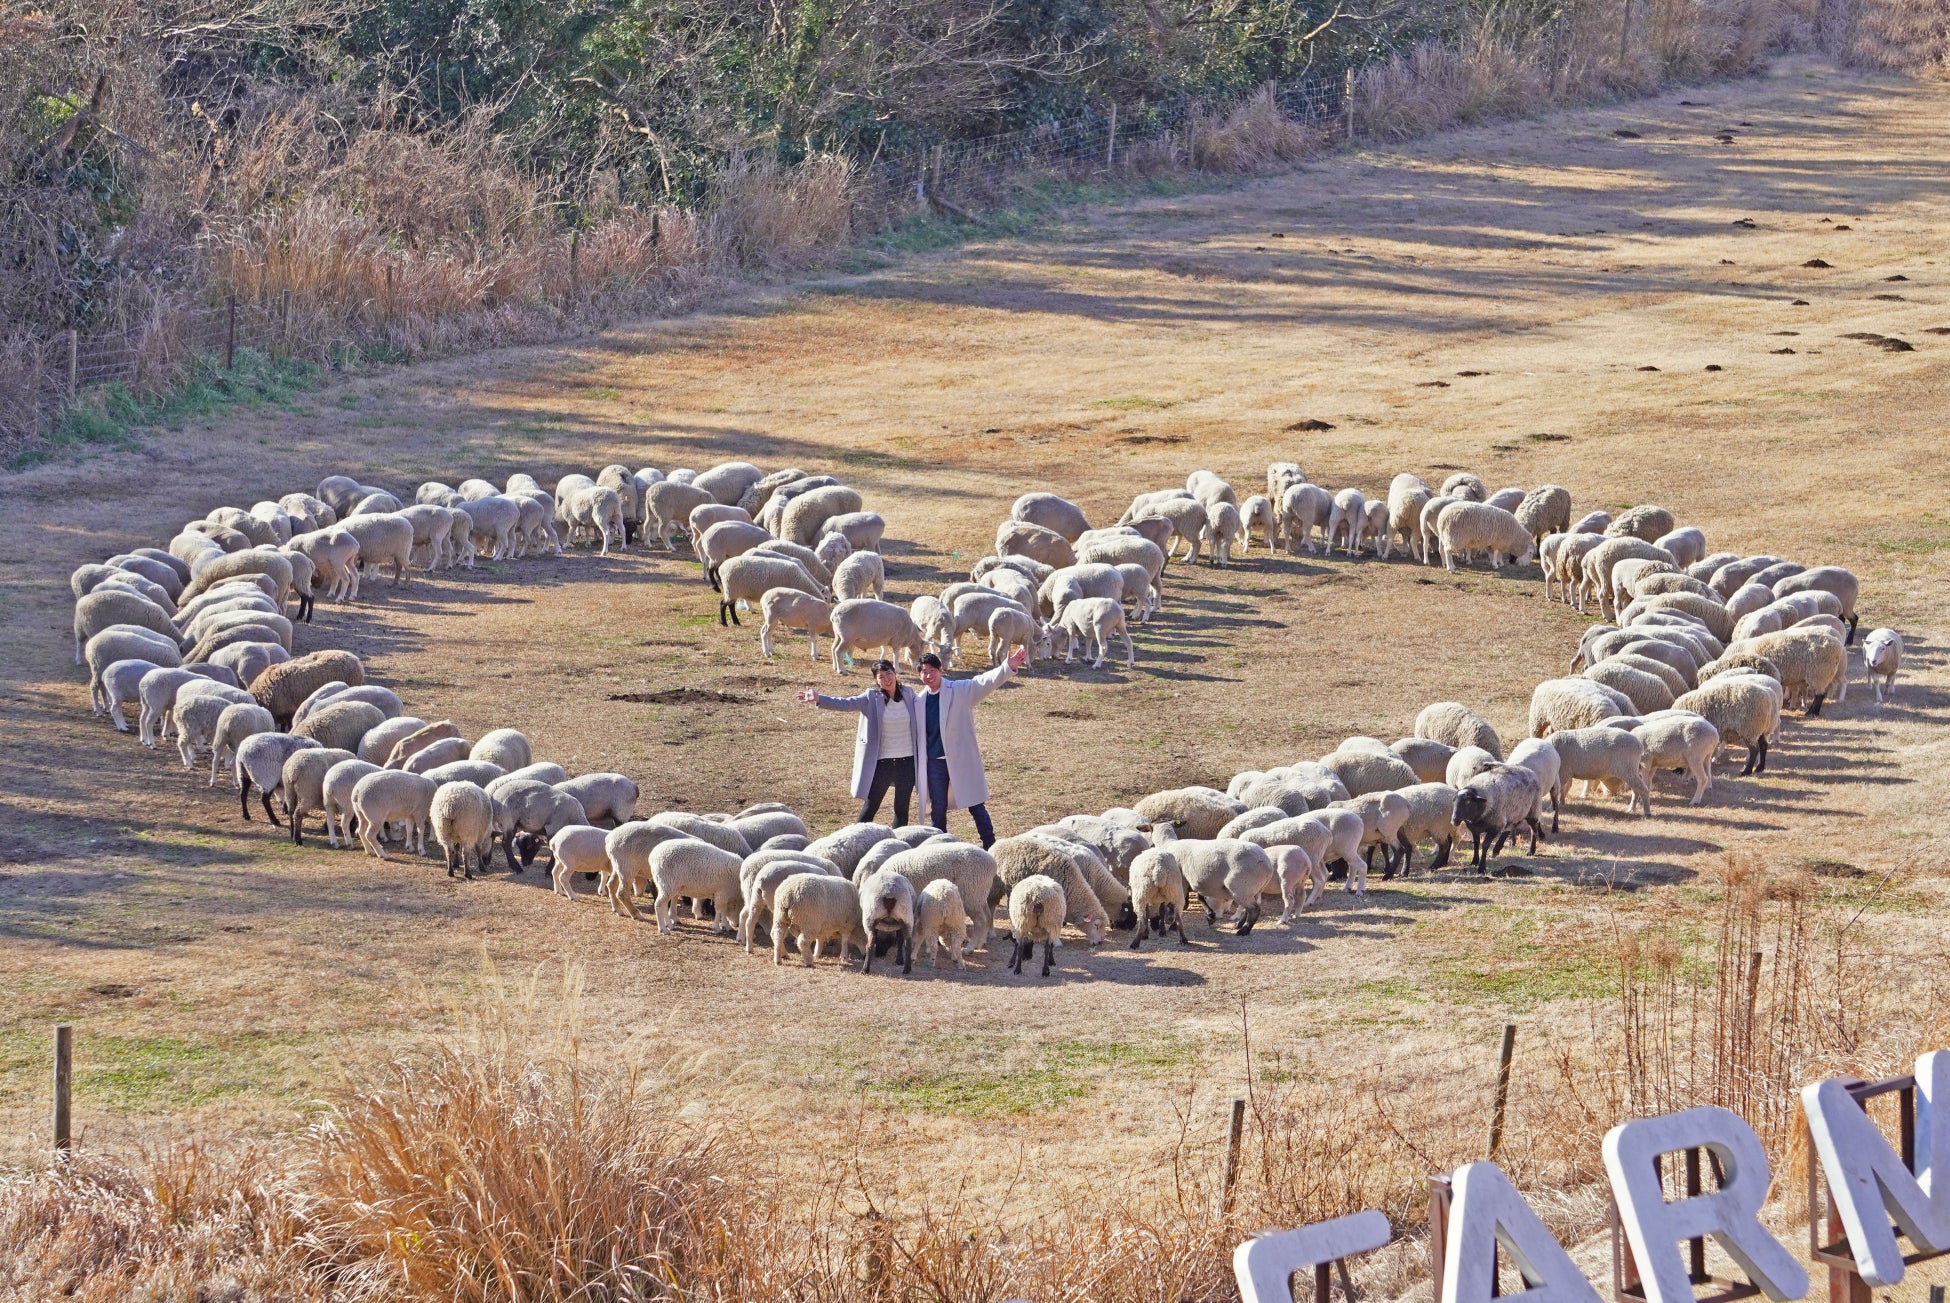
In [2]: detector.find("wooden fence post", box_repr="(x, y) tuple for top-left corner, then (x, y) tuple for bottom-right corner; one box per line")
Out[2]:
(1106, 102), (1118, 168)
(1222, 1097), (1247, 1216)
(53, 1025), (72, 1155)
(1487, 1022), (1517, 1159)
(1345, 69), (1356, 143)
(1620, 0), (1634, 61)
(66, 330), (79, 397)
(225, 293), (237, 369)
(280, 289), (292, 352)
(568, 229), (581, 309)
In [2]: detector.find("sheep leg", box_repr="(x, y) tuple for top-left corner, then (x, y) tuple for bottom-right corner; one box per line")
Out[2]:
(1236, 902), (1261, 936)
(1040, 938), (1054, 977)
(290, 809), (305, 847)
(262, 790), (281, 827)
(1806, 692), (1825, 718)
(1525, 814), (1542, 853)
(1428, 838), (1451, 872)
(1010, 937), (1025, 975)
(899, 926), (913, 975)
(1846, 614), (1858, 645)
(240, 777), (253, 822)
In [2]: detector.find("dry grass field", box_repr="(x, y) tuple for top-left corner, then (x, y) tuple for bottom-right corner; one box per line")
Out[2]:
(4, 54), (1950, 1291)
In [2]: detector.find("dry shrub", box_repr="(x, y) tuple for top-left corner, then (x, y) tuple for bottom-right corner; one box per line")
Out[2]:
(1188, 85), (1327, 173)
(708, 153), (857, 272)
(1849, 0), (1950, 71)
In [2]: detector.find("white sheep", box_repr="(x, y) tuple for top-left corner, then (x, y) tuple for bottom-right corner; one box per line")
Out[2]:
(1549, 726), (1652, 815)
(1126, 845), (1189, 949)
(352, 769), (440, 860)
(858, 868), (918, 974)
(1530, 678), (1635, 737)
(1239, 495), (1277, 552)
(556, 774), (639, 826)
(916, 880), (968, 969)
(1437, 502), (1535, 571)
(1327, 489), (1367, 556)
(470, 728), (532, 771)
(280, 746), (357, 846)
(988, 605), (1050, 666)
(321, 758), (381, 847)
(1630, 713), (1719, 805)
(831, 550), (886, 602)
(1008, 875), (1066, 977)
(1169, 839), (1282, 930)
(1056, 597), (1133, 669)
(829, 599), (929, 673)
(433, 782), (500, 879)
(771, 873), (867, 966)
(208, 702), (277, 787)
(231, 732), (320, 826)
(718, 553), (823, 628)
(650, 839), (745, 934)
(1280, 483), (1334, 555)
(1862, 628), (1902, 702)
(1505, 738), (1564, 831)
(171, 684), (255, 769)
(1451, 765), (1544, 872)
(1206, 501), (1246, 566)
(760, 589), (834, 662)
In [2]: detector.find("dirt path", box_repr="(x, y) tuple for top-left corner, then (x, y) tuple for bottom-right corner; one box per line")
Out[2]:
(2, 57), (1947, 1200)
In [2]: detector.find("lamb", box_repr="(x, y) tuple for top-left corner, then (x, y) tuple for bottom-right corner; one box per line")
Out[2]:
(596, 465), (642, 542)
(1270, 482), (1329, 556)
(171, 685), (255, 769)
(1362, 500), (1393, 558)
(1416, 496), (1459, 568)
(1205, 501), (1246, 566)
(1514, 485), (1572, 544)
(781, 485), (865, 547)
(1113, 563), (1159, 622)
(1544, 533), (1606, 604)
(773, 874), (868, 966)
(1007, 876), (1067, 976)
(1547, 726), (1652, 816)
(829, 599), (929, 673)
(1862, 628), (1903, 702)
(1440, 472), (1487, 501)
(546, 824), (610, 896)
(760, 590), (835, 661)
(991, 835), (1109, 944)
(281, 747), (356, 845)
(915, 880), (969, 969)
(565, 486), (626, 555)
(1630, 713), (1719, 805)
(1505, 738), (1565, 831)
(880, 841), (1000, 952)
(97, 658), (167, 733)
(718, 553), (823, 628)
(1605, 505), (1676, 543)
(1267, 463), (1309, 513)
(294, 700), (388, 755)
(1530, 677), (1635, 737)
(857, 868), (918, 974)
(402, 737), (472, 774)
(1239, 495), (1277, 552)
(250, 650), (363, 727)
(355, 716), (428, 764)
(351, 770), (440, 860)
(136, 666), (227, 745)
(1056, 597), (1133, 670)
(1120, 488), (1193, 522)
(1446, 746), (1498, 789)
(1437, 503), (1534, 571)
(208, 702), (277, 787)
(1654, 527), (1708, 569)
(832, 550), (886, 602)
(738, 853), (839, 951)
(1413, 702), (1503, 759)
(1326, 489), (1368, 556)
(1383, 474), (1434, 559)
(1126, 846), (1190, 948)
(644, 840), (744, 934)
(989, 606), (1050, 665)
(1451, 765), (1544, 872)
(804, 823), (898, 876)
(1389, 737), (1456, 784)
(1725, 627), (1847, 713)
(557, 774), (639, 826)
(85, 627), (183, 712)
(286, 528), (361, 602)
(644, 480), (717, 550)
(1133, 787), (1245, 840)
(1393, 782), (1462, 872)
(334, 513), (414, 586)
(1318, 749), (1419, 797)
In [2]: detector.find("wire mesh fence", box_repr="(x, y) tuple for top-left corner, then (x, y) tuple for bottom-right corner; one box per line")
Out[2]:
(7, 72), (1350, 447)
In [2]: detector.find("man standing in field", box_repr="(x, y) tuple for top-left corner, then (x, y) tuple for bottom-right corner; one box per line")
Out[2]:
(914, 648), (1025, 848)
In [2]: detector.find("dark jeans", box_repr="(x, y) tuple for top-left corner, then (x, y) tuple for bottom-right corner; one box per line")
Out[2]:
(861, 756), (915, 827)
(926, 755), (995, 848)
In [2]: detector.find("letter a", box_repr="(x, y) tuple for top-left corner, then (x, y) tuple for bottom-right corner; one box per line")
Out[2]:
(1801, 1050), (1950, 1287)
(1441, 1162), (1602, 1303)
(1604, 1106), (1808, 1303)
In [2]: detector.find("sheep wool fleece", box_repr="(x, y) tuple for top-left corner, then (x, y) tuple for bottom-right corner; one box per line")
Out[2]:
(922, 659), (1014, 811)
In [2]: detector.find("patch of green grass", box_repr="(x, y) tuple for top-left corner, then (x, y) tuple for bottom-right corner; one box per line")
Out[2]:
(1095, 395), (1177, 410)
(1872, 521), (1950, 556)
(0, 1028), (312, 1110)
(864, 172), (1206, 257)
(10, 350), (322, 469)
(869, 1035), (1191, 1116)
(586, 386), (622, 400)
(835, 447), (921, 470)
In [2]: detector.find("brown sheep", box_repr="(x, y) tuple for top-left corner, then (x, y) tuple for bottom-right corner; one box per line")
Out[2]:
(250, 649), (364, 727)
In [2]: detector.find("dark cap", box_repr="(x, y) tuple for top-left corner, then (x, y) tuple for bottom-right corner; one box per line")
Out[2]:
(919, 653), (944, 669)
(871, 658), (896, 673)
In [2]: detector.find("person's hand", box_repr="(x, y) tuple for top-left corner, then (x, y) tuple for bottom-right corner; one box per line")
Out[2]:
(1008, 648), (1029, 671)
(797, 688), (818, 705)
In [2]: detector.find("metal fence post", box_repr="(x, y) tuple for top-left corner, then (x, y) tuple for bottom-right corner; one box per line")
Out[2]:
(1487, 1022), (1517, 1159)
(225, 293), (237, 369)
(1222, 1097), (1247, 1216)
(568, 228), (581, 309)
(280, 289), (292, 352)
(53, 1025), (72, 1154)
(1345, 70), (1356, 143)
(66, 330), (79, 397)
(1106, 102), (1118, 168)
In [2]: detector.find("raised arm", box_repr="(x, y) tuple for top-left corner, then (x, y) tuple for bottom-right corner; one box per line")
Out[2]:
(800, 688), (874, 713)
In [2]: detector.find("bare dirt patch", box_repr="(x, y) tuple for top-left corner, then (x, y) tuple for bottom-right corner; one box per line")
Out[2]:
(3, 59), (1949, 1240)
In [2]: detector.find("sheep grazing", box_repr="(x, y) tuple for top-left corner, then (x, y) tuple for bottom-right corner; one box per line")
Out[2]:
(1133, 787), (1244, 841)
(1775, 567), (1861, 643)
(803, 823), (897, 876)
(208, 702), (276, 787)
(1862, 628), (1902, 702)
(295, 700), (388, 755)
(782, 485), (865, 547)
(882, 841), (999, 952)
(829, 599), (929, 673)
(1239, 495), (1277, 552)
(1280, 483), (1334, 555)
(351, 770), (439, 860)
(1451, 764), (1544, 872)
(1319, 748), (1419, 797)
(1010, 492), (1091, 542)
(1547, 725), (1653, 816)
(1056, 596), (1133, 670)
(988, 606), (1049, 665)
(280, 747), (356, 845)
(1413, 701), (1503, 760)
(1126, 846), (1190, 948)
(1326, 489), (1367, 556)
(1168, 838), (1283, 930)
(991, 835), (1110, 944)
(832, 550), (886, 602)
(1726, 627), (1846, 713)
(1529, 677), (1634, 737)
(470, 728), (532, 772)
(1437, 502), (1534, 571)
(699, 521), (771, 587)
(915, 880), (969, 969)
(773, 873), (867, 966)
(858, 868), (918, 974)
(1672, 677), (1780, 776)
(231, 732), (320, 825)
(1008, 875), (1066, 977)
(1440, 472), (1487, 502)
(650, 839), (745, 934)
(431, 782), (498, 879)
(1515, 485), (1572, 544)
(760, 589), (835, 662)
(694, 460), (765, 508)
(1630, 713), (1719, 805)
(1583, 659), (1676, 715)
(251, 650), (363, 727)
(717, 553), (822, 627)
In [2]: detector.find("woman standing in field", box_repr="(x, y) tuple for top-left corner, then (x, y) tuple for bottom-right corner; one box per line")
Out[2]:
(797, 659), (925, 826)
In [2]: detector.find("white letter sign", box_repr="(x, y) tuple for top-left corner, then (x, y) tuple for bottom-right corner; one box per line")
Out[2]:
(1441, 1162), (1603, 1303)
(1603, 1106), (1808, 1303)
(1234, 1208), (1391, 1303)
(1801, 1050), (1950, 1287)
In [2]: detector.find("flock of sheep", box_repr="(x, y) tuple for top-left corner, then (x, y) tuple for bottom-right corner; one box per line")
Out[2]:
(65, 452), (1908, 978)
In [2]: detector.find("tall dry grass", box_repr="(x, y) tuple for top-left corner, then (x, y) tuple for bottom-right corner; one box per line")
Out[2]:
(1848, 0), (1950, 71)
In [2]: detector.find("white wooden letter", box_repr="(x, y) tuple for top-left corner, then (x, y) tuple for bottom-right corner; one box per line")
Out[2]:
(1801, 1050), (1950, 1287)
(1234, 1209), (1392, 1303)
(1441, 1162), (1603, 1303)
(1603, 1106), (1808, 1303)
